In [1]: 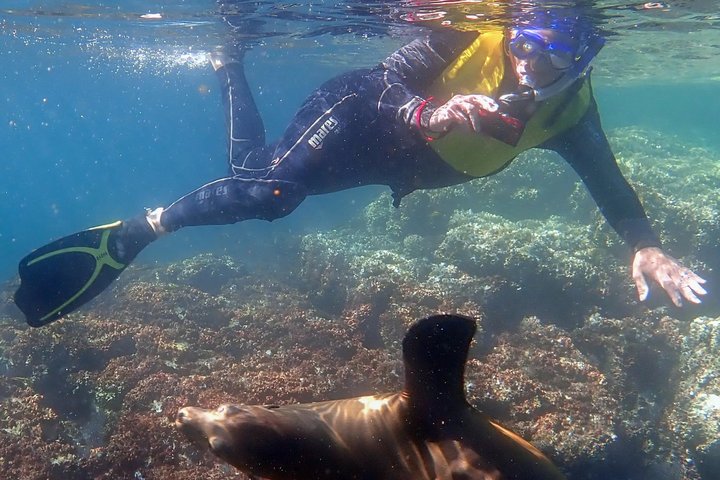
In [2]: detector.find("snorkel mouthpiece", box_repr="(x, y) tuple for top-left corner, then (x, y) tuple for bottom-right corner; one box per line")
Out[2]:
(534, 32), (604, 101)
(506, 29), (606, 102)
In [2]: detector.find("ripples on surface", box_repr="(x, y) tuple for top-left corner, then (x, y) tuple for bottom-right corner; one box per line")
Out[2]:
(1, 1), (718, 81)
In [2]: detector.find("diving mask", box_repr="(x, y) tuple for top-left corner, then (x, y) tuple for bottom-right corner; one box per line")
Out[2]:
(504, 28), (605, 102)
(509, 29), (577, 71)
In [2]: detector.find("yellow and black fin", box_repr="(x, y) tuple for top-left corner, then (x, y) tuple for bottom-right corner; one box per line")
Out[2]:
(14, 215), (155, 327)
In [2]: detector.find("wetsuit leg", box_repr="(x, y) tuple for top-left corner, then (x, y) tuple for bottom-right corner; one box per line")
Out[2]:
(158, 69), (368, 232)
(262, 68), (471, 200)
(160, 177), (307, 231)
(214, 57), (267, 173)
(160, 32), (306, 232)
(160, 67), (467, 232)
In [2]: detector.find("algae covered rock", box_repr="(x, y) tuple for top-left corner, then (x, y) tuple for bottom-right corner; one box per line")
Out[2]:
(466, 316), (620, 470)
(1, 125), (719, 479)
(611, 127), (720, 261)
(161, 253), (248, 294)
(668, 316), (720, 478)
(436, 211), (632, 323)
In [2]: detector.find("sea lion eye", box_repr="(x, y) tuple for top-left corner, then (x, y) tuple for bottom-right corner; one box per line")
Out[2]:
(218, 405), (242, 415)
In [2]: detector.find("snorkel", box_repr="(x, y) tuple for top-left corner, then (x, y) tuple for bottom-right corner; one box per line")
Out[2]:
(501, 28), (605, 103)
(529, 32), (604, 101)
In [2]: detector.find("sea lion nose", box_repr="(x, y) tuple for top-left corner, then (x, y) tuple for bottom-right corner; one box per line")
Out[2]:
(176, 407), (191, 424)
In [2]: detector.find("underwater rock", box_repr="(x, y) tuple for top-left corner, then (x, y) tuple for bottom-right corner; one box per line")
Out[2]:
(300, 229), (490, 349)
(609, 128), (720, 301)
(298, 233), (358, 315)
(299, 210), (626, 338)
(1, 127), (718, 479)
(0, 385), (78, 479)
(572, 313), (694, 477)
(667, 316), (720, 478)
(466, 317), (620, 470)
(0, 248), (711, 479)
(108, 281), (233, 329)
(360, 150), (596, 241)
(176, 315), (567, 480)
(436, 211), (633, 325)
(160, 253), (248, 295)
(0, 266), (396, 479)
(0, 278), (21, 319)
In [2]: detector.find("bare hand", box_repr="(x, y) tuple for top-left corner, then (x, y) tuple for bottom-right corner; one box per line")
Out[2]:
(632, 246), (707, 307)
(428, 94), (499, 134)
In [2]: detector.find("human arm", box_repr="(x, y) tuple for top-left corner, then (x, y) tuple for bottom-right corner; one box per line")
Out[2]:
(632, 247), (706, 306)
(425, 94), (500, 134)
(543, 98), (706, 306)
(379, 30), (502, 137)
(380, 77), (520, 144)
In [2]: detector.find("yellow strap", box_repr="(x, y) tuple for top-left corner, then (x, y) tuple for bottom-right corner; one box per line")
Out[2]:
(430, 82), (593, 177)
(429, 31), (506, 100)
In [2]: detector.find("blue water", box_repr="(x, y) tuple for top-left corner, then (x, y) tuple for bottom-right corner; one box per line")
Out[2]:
(2, 1), (719, 281)
(2, 2), (720, 479)
(0, 6), (392, 280)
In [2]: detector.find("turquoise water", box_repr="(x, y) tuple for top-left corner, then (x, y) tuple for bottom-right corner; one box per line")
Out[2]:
(0, 1), (398, 280)
(2, 1), (718, 281)
(1, 1), (720, 478)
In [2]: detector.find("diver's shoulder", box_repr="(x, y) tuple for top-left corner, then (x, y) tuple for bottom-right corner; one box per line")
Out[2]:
(425, 28), (480, 59)
(382, 29), (477, 83)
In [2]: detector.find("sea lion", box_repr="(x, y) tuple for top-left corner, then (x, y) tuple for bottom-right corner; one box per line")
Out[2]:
(176, 314), (566, 479)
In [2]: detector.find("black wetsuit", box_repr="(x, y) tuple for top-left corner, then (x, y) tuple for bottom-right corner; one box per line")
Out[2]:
(160, 30), (660, 252)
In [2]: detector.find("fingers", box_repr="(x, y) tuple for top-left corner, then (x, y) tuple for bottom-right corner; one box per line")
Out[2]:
(427, 108), (456, 133)
(676, 270), (707, 304)
(466, 96), (498, 132)
(431, 95), (499, 133)
(450, 105), (480, 133)
(431, 107), (468, 133)
(467, 109), (482, 133)
(467, 94), (499, 113)
(631, 256), (650, 301)
(464, 96), (498, 133)
(632, 247), (707, 307)
(659, 272), (683, 307)
(633, 270), (650, 302)
(659, 268), (707, 307)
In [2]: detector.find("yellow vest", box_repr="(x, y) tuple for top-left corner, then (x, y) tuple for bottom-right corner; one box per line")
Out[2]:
(427, 32), (592, 177)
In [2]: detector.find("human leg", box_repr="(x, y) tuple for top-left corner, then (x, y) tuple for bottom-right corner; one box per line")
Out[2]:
(158, 176), (307, 232)
(212, 1), (268, 173)
(14, 173), (307, 327)
(211, 51), (267, 174)
(15, 65), (458, 326)
(147, 72), (384, 234)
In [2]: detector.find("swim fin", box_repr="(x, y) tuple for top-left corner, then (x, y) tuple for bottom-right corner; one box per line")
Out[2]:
(14, 215), (156, 327)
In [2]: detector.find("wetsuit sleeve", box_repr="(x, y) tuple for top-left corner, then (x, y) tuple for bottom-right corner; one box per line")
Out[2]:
(375, 69), (437, 137)
(382, 30), (477, 90)
(543, 99), (662, 252)
(377, 30), (477, 137)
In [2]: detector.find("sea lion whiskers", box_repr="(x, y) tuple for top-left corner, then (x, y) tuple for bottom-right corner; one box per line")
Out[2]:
(176, 406), (238, 452)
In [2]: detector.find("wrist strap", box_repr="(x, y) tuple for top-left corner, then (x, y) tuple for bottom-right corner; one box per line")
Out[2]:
(414, 96), (435, 142)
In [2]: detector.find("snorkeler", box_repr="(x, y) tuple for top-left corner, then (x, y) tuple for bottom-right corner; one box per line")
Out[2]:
(15, 15), (707, 326)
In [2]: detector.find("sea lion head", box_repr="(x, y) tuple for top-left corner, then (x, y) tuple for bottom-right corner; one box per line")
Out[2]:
(176, 404), (285, 472)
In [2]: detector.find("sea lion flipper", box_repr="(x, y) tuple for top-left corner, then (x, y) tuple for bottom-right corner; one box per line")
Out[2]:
(402, 314), (476, 410)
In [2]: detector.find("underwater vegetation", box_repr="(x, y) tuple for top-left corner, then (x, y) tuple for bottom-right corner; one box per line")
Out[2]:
(176, 314), (567, 480)
(0, 127), (719, 479)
